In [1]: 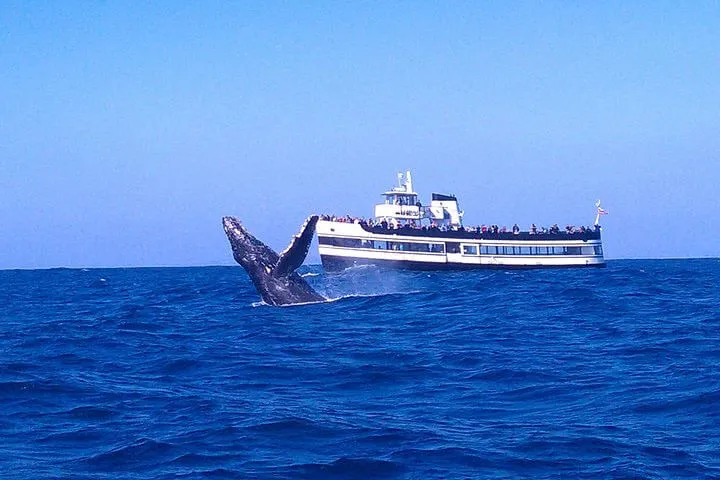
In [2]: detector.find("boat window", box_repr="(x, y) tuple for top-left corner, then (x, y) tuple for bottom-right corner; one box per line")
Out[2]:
(384, 242), (442, 253)
(320, 236), (601, 257)
(429, 243), (445, 253)
(464, 245), (603, 256)
(318, 237), (362, 248)
(446, 242), (460, 254)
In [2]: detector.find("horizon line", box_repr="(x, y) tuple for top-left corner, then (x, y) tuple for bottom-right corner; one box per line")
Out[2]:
(1, 256), (719, 272)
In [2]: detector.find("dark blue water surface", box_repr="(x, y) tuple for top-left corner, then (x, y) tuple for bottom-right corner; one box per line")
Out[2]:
(1, 260), (719, 479)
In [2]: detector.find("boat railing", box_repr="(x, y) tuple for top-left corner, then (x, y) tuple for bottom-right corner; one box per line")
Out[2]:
(359, 223), (601, 241)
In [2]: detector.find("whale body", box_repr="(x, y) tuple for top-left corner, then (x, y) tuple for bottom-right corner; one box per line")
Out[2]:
(222, 215), (326, 306)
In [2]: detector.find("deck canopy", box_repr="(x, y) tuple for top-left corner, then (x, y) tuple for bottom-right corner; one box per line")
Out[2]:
(431, 193), (457, 202)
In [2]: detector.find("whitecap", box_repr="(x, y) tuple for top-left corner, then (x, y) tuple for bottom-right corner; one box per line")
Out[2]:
(341, 264), (378, 273)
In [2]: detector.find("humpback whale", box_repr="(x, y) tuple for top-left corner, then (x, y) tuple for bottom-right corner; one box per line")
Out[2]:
(222, 215), (326, 306)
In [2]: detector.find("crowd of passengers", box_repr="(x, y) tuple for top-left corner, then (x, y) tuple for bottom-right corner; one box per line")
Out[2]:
(319, 215), (598, 234)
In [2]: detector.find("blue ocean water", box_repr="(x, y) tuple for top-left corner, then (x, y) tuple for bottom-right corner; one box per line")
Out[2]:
(1, 260), (719, 479)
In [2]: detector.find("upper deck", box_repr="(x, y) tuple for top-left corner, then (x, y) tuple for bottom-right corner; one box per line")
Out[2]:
(320, 170), (605, 246)
(359, 222), (601, 241)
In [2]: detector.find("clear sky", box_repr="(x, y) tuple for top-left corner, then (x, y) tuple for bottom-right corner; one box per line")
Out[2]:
(1, 1), (718, 269)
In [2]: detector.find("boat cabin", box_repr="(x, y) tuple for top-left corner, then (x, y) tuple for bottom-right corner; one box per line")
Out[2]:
(382, 192), (418, 207)
(374, 171), (463, 227)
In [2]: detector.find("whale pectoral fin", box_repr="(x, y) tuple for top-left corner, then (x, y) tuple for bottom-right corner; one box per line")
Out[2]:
(272, 215), (319, 277)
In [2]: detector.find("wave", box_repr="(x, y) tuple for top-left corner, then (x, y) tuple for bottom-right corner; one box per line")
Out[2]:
(283, 457), (402, 478)
(83, 438), (178, 470)
(339, 263), (379, 273)
(249, 290), (425, 308)
(251, 298), (328, 308)
(325, 290), (424, 302)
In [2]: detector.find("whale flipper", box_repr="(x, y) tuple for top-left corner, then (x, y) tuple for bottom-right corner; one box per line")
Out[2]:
(222, 215), (325, 306)
(273, 215), (319, 277)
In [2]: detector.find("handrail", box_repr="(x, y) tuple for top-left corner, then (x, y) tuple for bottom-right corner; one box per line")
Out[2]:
(357, 223), (601, 241)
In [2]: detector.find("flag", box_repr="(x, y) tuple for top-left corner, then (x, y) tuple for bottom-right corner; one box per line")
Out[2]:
(598, 207), (608, 215)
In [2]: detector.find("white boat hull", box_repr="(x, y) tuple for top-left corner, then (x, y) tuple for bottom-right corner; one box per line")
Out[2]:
(317, 220), (605, 271)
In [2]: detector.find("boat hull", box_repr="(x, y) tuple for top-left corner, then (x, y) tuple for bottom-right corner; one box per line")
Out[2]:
(321, 254), (606, 271)
(317, 220), (606, 272)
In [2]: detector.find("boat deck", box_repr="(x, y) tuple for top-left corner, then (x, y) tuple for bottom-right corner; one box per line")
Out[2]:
(359, 223), (601, 241)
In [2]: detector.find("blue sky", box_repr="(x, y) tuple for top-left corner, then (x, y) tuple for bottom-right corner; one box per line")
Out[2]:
(1, 1), (718, 268)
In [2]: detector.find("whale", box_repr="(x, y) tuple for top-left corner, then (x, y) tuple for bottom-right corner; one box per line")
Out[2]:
(222, 215), (326, 306)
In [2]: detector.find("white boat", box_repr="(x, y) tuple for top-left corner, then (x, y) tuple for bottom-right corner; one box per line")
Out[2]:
(317, 171), (606, 271)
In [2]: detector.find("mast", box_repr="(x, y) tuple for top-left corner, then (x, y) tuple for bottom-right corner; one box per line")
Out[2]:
(594, 200), (607, 226)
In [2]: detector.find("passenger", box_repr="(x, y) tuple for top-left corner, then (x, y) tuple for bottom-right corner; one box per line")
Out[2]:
(530, 223), (537, 234)
(512, 224), (520, 235)
(500, 226), (507, 233)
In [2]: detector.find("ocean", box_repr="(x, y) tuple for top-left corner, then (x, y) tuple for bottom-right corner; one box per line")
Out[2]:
(1, 259), (719, 479)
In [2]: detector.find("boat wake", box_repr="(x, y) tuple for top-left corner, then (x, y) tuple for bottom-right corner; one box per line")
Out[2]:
(324, 290), (424, 303)
(341, 264), (378, 272)
(250, 290), (424, 308)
